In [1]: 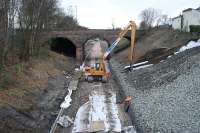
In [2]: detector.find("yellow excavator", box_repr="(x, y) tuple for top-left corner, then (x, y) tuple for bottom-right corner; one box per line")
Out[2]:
(83, 21), (137, 82)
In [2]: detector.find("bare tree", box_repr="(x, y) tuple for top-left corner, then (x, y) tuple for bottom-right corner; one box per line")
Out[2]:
(18, 0), (59, 60)
(160, 15), (169, 25)
(139, 21), (148, 30)
(51, 8), (82, 30)
(156, 16), (162, 27)
(111, 18), (115, 30)
(0, 0), (20, 65)
(156, 14), (169, 26)
(140, 8), (159, 30)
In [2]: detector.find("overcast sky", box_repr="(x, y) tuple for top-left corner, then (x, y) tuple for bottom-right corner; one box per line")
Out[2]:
(60, 0), (200, 29)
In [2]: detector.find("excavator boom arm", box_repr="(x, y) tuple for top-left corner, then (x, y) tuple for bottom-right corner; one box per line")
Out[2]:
(103, 21), (136, 63)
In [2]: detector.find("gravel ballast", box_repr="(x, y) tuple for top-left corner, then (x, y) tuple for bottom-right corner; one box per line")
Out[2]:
(111, 47), (200, 133)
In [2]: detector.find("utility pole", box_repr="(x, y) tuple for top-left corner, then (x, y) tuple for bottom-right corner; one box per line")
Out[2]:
(68, 5), (77, 22)
(75, 5), (77, 23)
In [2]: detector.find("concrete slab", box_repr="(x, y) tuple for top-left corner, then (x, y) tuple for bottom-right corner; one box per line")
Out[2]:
(88, 121), (105, 132)
(72, 102), (90, 133)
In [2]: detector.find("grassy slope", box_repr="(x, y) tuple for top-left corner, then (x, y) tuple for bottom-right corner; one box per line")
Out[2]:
(0, 51), (75, 110)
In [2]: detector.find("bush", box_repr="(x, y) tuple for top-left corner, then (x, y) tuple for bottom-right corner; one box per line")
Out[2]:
(0, 64), (4, 71)
(38, 47), (50, 59)
(15, 63), (23, 73)
(190, 25), (200, 33)
(0, 71), (15, 90)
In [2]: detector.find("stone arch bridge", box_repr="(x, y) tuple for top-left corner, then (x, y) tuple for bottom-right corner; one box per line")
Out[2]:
(40, 29), (143, 61)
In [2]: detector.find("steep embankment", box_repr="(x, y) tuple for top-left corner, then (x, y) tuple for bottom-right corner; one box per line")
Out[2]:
(115, 28), (197, 64)
(0, 52), (76, 133)
(111, 28), (200, 132)
(112, 46), (200, 132)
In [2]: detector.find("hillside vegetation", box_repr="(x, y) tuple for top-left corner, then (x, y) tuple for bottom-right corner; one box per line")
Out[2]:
(115, 27), (199, 64)
(0, 51), (76, 132)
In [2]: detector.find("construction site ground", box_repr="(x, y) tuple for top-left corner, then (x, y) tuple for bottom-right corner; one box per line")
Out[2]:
(0, 27), (200, 133)
(0, 38), (136, 133)
(53, 39), (136, 133)
(55, 76), (134, 133)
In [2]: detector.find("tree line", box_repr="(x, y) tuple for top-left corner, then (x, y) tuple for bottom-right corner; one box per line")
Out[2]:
(139, 8), (171, 30)
(0, 0), (83, 66)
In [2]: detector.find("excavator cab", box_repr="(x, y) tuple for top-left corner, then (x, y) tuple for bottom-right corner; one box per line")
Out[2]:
(95, 63), (100, 70)
(84, 62), (109, 82)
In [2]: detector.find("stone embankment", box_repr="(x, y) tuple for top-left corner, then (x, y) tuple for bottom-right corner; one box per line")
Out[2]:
(110, 47), (200, 133)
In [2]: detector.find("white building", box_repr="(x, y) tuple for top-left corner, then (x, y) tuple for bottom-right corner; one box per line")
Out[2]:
(172, 15), (182, 30)
(172, 7), (200, 32)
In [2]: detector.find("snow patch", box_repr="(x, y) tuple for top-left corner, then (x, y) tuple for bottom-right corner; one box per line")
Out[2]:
(175, 39), (200, 54)
(132, 61), (149, 66)
(88, 91), (121, 132)
(123, 39), (200, 70)
(124, 61), (148, 69)
(124, 61), (153, 70)
(132, 64), (153, 70)
(167, 55), (172, 58)
(73, 91), (122, 132)
(89, 94), (106, 122)
(60, 89), (72, 108)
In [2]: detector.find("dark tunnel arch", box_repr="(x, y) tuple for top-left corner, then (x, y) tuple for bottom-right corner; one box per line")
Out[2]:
(50, 37), (76, 57)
